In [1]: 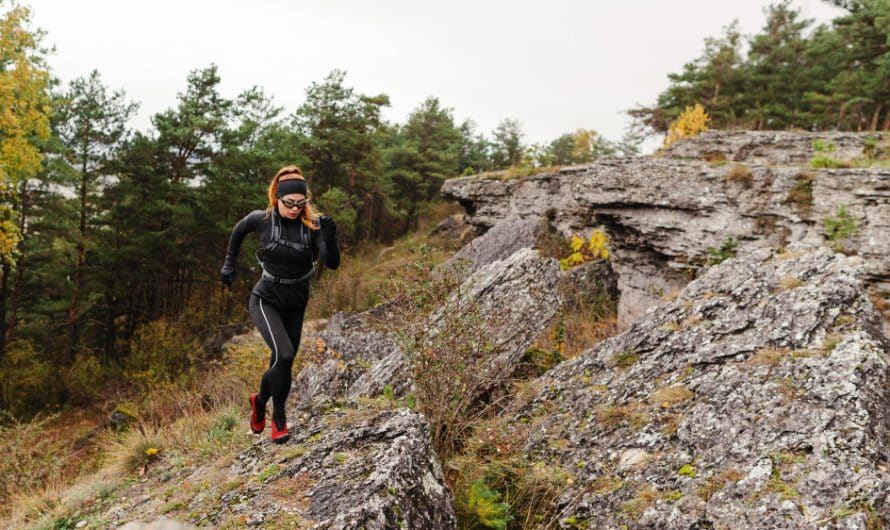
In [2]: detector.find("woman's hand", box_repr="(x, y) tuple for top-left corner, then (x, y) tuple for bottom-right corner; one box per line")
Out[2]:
(220, 265), (236, 286)
(319, 215), (337, 241)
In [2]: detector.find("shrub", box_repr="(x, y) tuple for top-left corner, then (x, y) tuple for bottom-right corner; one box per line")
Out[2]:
(559, 230), (610, 270)
(664, 104), (709, 148)
(384, 251), (498, 456)
(126, 319), (200, 388)
(464, 479), (513, 530)
(65, 354), (104, 404)
(0, 340), (62, 417)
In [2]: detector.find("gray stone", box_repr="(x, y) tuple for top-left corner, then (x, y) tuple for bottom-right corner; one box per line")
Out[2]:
(507, 245), (890, 529)
(295, 247), (561, 409)
(661, 130), (878, 165)
(442, 144), (890, 325)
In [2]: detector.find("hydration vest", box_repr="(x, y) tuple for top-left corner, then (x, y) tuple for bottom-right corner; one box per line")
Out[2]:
(254, 211), (316, 284)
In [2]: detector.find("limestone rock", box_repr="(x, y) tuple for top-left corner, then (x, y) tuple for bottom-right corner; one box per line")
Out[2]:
(442, 140), (890, 325)
(270, 409), (455, 530)
(509, 245), (890, 529)
(439, 215), (543, 275)
(662, 130), (877, 165)
(295, 247), (561, 409)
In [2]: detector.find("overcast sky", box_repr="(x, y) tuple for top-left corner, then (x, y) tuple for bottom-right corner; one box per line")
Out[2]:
(27, 0), (844, 154)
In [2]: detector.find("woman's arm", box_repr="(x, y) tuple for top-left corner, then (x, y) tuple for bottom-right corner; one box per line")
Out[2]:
(317, 215), (340, 270)
(220, 210), (264, 284)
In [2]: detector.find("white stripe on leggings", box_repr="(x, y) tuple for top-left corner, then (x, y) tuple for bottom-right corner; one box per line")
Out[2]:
(259, 298), (279, 369)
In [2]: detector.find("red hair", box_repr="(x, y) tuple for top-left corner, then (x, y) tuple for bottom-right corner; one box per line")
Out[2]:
(265, 166), (318, 230)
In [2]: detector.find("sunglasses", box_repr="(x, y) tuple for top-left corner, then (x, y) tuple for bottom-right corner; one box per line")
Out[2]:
(280, 197), (310, 209)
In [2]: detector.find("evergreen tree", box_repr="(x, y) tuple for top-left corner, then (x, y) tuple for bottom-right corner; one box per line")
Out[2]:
(490, 118), (525, 168)
(55, 70), (138, 360)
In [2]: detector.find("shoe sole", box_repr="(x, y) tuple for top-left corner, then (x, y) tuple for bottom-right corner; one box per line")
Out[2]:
(249, 394), (265, 434)
(271, 433), (290, 444)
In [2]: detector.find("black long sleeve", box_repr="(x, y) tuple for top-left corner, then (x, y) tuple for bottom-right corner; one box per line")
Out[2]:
(317, 233), (340, 270)
(222, 210), (264, 272)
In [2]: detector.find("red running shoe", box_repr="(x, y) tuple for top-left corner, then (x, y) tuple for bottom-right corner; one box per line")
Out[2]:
(249, 393), (265, 434)
(271, 417), (290, 444)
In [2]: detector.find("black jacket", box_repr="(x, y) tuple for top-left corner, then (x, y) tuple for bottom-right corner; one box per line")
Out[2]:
(222, 209), (340, 280)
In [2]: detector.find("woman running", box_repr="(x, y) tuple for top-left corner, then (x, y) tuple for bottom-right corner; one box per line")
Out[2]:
(220, 166), (340, 443)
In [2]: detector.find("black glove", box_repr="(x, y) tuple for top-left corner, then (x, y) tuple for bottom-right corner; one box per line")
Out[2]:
(220, 266), (236, 286)
(319, 215), (337, 241)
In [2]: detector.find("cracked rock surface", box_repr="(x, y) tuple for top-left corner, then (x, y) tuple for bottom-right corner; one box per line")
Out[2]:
(508, 245), (890, 529)
(442, 131), (890, 325)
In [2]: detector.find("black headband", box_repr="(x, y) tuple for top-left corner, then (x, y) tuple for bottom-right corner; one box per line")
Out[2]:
(276, 179), (307, 198)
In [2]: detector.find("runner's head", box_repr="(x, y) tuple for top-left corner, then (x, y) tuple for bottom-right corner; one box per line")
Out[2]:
(267, 166), (318, 229)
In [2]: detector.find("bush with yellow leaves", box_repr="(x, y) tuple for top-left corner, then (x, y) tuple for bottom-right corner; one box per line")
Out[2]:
(664, 103), (710, 148)
(559, 230), (610, 270)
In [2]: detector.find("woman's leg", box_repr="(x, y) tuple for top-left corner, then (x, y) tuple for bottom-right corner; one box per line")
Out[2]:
(276, 304), (307, 416)
(248, 293), (297, 420)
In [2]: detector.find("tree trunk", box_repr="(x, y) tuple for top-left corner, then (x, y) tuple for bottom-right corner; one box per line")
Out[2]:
(870, 104), (883, 131)
(68, 155), (89, 362)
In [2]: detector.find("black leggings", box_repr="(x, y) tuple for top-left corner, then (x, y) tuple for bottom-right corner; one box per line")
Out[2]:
(248, 292), (306, 420)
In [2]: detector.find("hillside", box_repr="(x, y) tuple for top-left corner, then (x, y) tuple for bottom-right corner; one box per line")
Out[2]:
(5, 131), (890, 529)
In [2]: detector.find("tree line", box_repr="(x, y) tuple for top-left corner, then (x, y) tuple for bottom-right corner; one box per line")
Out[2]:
(630, 0), (890, 134)
(0, 3), (639, 417)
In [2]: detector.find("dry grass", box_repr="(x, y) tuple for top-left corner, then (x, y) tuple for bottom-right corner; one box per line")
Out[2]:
(596, 402), (650, 429)
(748, 347), (790, 367)
(779, 274), (804, 291)
(648, 385), (694, 408)
(725, 165), (754, 188)
(611, 351), (639, 369)
(775, 248), (808, 261)
(101, 426), (165, 476)
(620, 484), (662, 519)
(698, 468), (743, 500)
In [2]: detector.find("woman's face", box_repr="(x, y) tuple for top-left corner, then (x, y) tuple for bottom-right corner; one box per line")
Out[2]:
(277, 193), (307, 219)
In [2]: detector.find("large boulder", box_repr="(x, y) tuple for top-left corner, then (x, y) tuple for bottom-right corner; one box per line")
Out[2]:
(294, 246), (561, 409)
(507, 245), (890, 529)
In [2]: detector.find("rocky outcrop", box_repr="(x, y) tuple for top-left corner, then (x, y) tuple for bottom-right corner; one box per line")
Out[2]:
(440, 215), (544, 275)
(101, 409), (455, 529)
(662, 130), (879, 165)
(508, 245), (890, 529)
(294, 246), (561, 408)
(442, 133), (890, 324)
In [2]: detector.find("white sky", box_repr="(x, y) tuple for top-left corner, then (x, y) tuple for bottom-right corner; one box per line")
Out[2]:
(27, 0), (844, 154)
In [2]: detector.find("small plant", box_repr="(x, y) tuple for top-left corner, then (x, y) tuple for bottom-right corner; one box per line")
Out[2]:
(664, 103), (709, 148)
(256, 464), (280, 483)
(612, 351), (639, 369)
(823, 205), (858, 252)
(748, 348), (788, 367)
(786, 172), (814, 211)
(465, 479), (513, 530)
(104, 428), (164, 475)
(619, 485), (661, 520)
(678, 464), (697, 478)
(705, 237), (736, 266)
